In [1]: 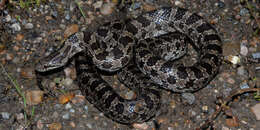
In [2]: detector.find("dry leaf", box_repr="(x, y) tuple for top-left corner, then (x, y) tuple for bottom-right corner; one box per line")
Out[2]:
(58, 92), (75, 104)
(64, 24), (79, 38)
(26, 90), (44, 105)
(226, 117), (239, 127)
(16, 34), (24, 41)
(49, 122), (62, 130)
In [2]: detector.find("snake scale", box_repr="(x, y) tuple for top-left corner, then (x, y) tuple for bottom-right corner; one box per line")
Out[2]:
(35, 6), (222, 124)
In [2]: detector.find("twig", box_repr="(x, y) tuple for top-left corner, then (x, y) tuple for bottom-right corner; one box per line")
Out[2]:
(75, 0), (86, 19)
(197, 88), (260, 129)
(0, 63), (35, 127)
(0, 64), (27, 107)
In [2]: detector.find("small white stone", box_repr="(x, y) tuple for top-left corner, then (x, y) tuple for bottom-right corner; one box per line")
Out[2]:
(5, 15), (11, 22)
(87, 123), (92, 129)
(222, 126), (230, 130)
(10, 23), (21, 32)
(62, 113), (70, 119)
(62, 78), (73, 87)
(175, 1), (184, 7)
(1, 112), (10, 119)
(100, 3), (115, 15)
(16, 113), (24, 120)
(25, 23), (34, 29)
(69, 109), (75, 113)
(93, 1), (103, 9)
(168, 127), (174, 130)
(240, 45), (248, 56)
(227, 55), (240, 65)
(65, 103), (72, 109)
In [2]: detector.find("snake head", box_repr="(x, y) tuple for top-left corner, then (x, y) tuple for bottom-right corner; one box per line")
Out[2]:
(35, 52), (66, 72)
(35, 32), (86, 72)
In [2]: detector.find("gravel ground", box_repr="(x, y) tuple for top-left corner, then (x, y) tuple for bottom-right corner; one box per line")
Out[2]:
(0, 0), (260, 130)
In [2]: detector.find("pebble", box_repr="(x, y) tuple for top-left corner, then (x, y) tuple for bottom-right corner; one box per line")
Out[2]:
(33, 37), (43, 44)
(16, 113), (24, 120)
(5, 14), (11, 22)
(227, 55), (240, 65)
(100, 3), (115, 15)
(54, 104), (62, 109)
(170, 100), (176, 109)
(227, 78), (235, 84)
(84, 105), (88, 112)
(237, 66), (248, 76)
(129, 2), (141, 10)
(235, 14), (241, 20)
(52, 111), (59, 118)
(133, 122), (149, 130)
(10, 23), (21, 32)
(10, 18), (17, 23)
(223, 87), (232, 97)
(174, 1), (184, 7)
(70, 121), (76, 128)
(222, 126), (230, 130)
(65, 11), (71, 20)
(65, 103), (72, 109)
(69, 109), (75, 113)
(62, 113), (70, 119)
(181, 93), (195, 105)
(189, 110), (196, 116)
(64, 67), (76, 80)
(37, 120), (44, 129)
(86, 123), (92, 129)
(6, 53), (14, 61)
(61, 78), (73, 87)
(202, 105), (209, 113)
(196, 115), (201, 120)
(69, 2), (76, 12)
(216, 1), (225, 8)
(252, 52), (260, 59)
(240, 44), (248, 56)
(168, 127), (174, 130)
(1, 112), (10, 119)
(251, 103), (260, 120)
(125, 91), (135, 99)
(93, 1), (103, 9)
(59, 24), (66, 30)
(240, 8), (250, 16)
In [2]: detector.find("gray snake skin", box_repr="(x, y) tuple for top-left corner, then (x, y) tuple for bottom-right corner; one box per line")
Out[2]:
(35, 7), (222, 124)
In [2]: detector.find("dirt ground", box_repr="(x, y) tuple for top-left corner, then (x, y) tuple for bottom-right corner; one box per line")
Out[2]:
(0, 0), (260, 130)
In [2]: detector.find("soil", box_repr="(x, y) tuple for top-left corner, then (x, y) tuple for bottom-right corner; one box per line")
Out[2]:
(0, 0), (260, 130)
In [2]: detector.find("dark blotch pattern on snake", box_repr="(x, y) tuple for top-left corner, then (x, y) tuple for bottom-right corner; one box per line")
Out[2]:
(35, 7), (222, 124)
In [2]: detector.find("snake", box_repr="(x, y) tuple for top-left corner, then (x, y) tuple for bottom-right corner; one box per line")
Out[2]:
(35, 6), (222, 124)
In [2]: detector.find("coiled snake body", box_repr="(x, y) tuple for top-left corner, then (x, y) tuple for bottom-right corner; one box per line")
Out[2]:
(36, 7), (222, 124)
